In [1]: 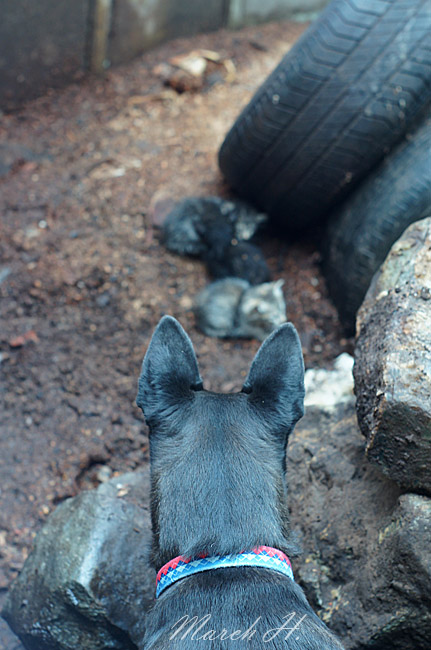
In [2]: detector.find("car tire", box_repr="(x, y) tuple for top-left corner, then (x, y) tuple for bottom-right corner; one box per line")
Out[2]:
(321, 116), (431, 333)
(218, 0), (431, 232)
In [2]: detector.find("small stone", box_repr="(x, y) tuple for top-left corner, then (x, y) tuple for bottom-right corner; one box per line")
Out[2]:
(96, 465), (112, 483)
(304, 353), (354, 411)
(9, 330), (39, 348)
(179, 295), (193, 310)
(0, 267), (11, 285)
(96, 292), (111, 307)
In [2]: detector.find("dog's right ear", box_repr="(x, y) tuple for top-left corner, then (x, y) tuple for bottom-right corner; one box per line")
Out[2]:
(137, 316), (203, 425)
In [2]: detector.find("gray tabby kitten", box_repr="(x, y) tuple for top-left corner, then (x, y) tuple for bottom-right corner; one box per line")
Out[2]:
(194, 278), (286, 340)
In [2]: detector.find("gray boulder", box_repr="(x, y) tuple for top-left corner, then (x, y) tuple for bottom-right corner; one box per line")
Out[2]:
(2, 469), (155, 650)
(287, 394), (431, 650)
(354, 217), (431, 494)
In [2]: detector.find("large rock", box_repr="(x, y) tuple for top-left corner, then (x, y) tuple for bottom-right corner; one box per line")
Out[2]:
(2, 469), (154, 650)
(354, 217), (431, 494)
(287, 398), (431, 650)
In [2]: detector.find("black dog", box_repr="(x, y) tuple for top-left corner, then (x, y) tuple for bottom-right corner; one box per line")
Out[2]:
(137, 316), (344, 649)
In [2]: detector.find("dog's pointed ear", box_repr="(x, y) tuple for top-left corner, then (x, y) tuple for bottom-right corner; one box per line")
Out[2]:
(137, 316), (203, 425)
(242, 323), (304, 432)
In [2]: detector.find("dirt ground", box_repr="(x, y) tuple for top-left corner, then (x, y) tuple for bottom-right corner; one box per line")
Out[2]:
(0, 21), (352, 648)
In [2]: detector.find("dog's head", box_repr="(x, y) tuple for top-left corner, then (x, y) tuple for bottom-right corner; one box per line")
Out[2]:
(137, 316), (304, 566)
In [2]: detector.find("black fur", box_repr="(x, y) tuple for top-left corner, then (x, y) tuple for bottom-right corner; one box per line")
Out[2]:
(137, 316), (344, 649)
(196, 219), (270, 285)
(204, 240), (270, 285)
(161, 196), (270, 284)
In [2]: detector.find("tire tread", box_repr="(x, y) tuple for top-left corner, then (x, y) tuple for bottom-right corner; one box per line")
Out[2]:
(218, 0), (431, 230)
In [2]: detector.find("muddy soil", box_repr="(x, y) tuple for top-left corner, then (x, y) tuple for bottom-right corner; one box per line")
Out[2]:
(0, 21), (352, 648)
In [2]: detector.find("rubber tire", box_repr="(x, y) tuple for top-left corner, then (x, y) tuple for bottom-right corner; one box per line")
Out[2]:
(218, 0), (431, 232)
(322, 116), (431, 334)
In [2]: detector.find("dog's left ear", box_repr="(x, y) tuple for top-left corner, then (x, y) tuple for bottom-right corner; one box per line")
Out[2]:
(242, 323), (305, 433)
(137, 316), (203, 425)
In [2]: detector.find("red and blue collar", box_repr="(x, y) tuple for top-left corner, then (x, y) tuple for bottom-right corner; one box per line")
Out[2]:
(156, 545), (294, 598)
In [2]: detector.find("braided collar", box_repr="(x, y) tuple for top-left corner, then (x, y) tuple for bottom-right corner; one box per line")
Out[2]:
(156, 545), (294, 598)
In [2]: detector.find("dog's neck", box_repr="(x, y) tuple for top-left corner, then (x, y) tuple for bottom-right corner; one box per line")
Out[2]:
(149, 434), (297, 569)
